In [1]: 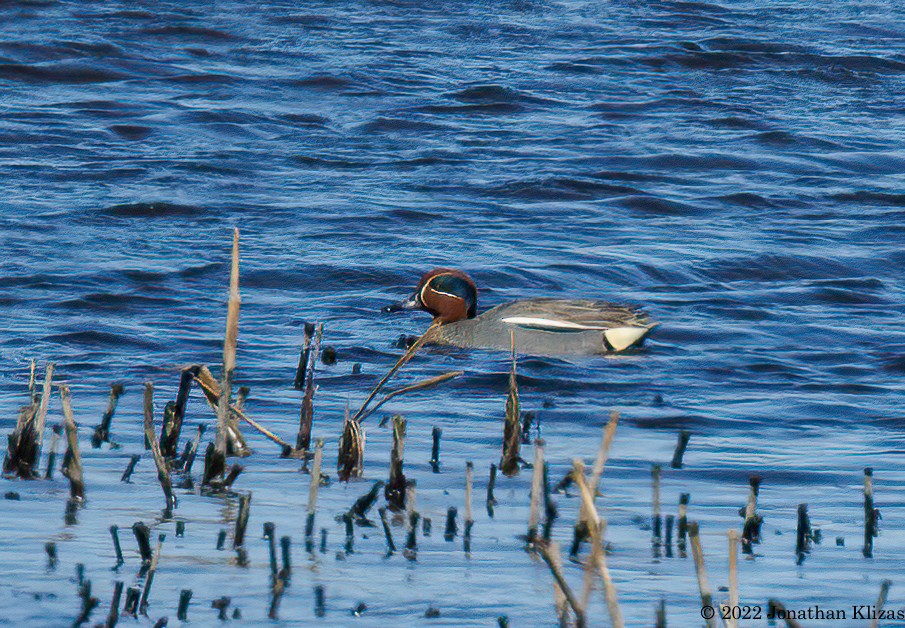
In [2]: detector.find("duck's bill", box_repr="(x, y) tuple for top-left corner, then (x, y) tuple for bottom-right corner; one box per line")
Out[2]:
(382, 296), (419, 313)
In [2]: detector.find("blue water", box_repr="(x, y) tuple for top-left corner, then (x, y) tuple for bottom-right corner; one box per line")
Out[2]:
(1, 1), (904, 625)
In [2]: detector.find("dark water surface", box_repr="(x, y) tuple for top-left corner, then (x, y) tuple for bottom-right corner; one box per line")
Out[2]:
(1, 1), (904, 625)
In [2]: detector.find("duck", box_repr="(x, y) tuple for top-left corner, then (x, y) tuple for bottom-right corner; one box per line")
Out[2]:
(384, 268), (656, 356)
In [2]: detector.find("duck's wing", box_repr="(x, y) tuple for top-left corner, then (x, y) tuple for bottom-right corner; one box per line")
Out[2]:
(491, 298), (651, 332)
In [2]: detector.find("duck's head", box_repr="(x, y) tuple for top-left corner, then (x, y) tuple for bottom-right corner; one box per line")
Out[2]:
(385, 268), (478, 324)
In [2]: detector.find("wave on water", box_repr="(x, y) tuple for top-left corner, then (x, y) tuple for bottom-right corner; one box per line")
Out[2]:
(0, 62), (126, 83)
(101, 202), (207, 217)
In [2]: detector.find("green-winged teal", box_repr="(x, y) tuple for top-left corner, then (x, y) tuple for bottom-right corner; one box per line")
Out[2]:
(385, 268), (656, 356)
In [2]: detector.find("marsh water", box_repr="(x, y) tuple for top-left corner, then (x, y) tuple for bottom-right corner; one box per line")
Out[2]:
(1, 0), (904, 625)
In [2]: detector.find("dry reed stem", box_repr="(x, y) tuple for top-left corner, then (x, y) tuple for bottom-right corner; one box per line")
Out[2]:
(548, 541), (570, 626)
(573, 460), (624, 628)
(726, 529), (739, 628)
(870, 579), (892, 628)
(194, 366), (290, 449)
(527, 439), (545, 544)
(28, 359), (36, 395)
(576, 411), (619, 539)
(588, 410), (619, 497)
(296, 323), (323, 451)
(307, 439), (323, 517)
(142, 383), (175, 512)
(863, 468), (877, 558)
(139, 534), (164, 615)
(386, 415), (407, 509)
(352, 321), (441, 422)
(688, 522), (717, 628)
(337, 404), (364, 481)
(216, 228), (242, 461)
(357, 371), (463, 423)
(33, 363), (55, 453)
(465, 461), (473, 524)
(537, 541), (586, 628)
(92, 382), (125, 448)
(59, 384), (84, 500)
(652, 464), (662, 545)
(500, 331), (521, 476)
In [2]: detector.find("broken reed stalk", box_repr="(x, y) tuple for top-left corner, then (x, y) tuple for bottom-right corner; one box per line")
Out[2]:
(678, 493), (690, 554)
(28, 359), (36, 396)
(75, 578), (99, 626)
(527, 439), (545, 545)
(121, 454), (140, 483)
(444, 507), (458, 541)
(356, 371), (463, 423)
(688, 522), (717, 628)
(670, 430), (691, 469)
(542, 461), (556, 541)
(589, 410), (620, 497)
(143, 383), (176, 514)
(486, 463), (498, 518)
(795, 503), (810, 564)
(235, 386), (250, 412)
(404, 481), (419, 557)
(179, 425), (204, 474)
(160, 367), (198, 458)
(45, 541), (57, 569)
(385, 415), (407, 510)
(864, 467), (878, 558)
(132, 522), (153, 564)
(4, 364), (54, 477)
(726, 529), (740, 628)
(652, 465), (662, 549)
(337, 404), (364, 481)
(193, 366), (288, 450)
(464, 461), (474, 551)
(234, 493), (252, 549)
(500, 332), (521, 476)
(44, 424), (61, 480)
(110, 525), (124, 568)
(351, 320), (442, 422)
(430, 426), (442, 473)
(59, 385), (85, 500)
(264, 522), (278, 579)
(106, 581), (123, 628)
(269, 567), (287, 619)
(548, 541), (569, 626)
(123, 587), (140, 617)
(4, 406), (34, 477)
(280, 536), (291, 574)
(741, 475), (762, 553)
(212, 228), (242, 482)
(305, 439), (323, 551)
(379, 507), (396, 555)
(294, 322), (315, 390)
(91, 383), (125, 448)
(296, 323), (323, 452)
(349, 480), (383, 523)
(32, 363), (55, 464)
(536, 541), (587, 628)
(177, 589), (193, 621)
(139, 534), (164, 615)
(573, 460), (624, 628)
(573, 411), (620, 556)
(869, 579), (892, 628)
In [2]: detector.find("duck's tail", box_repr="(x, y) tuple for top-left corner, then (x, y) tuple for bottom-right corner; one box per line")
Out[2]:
(604, 324), (658, 352)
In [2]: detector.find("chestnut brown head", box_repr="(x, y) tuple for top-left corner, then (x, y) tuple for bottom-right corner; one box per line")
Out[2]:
(385, 268), (478, 324)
